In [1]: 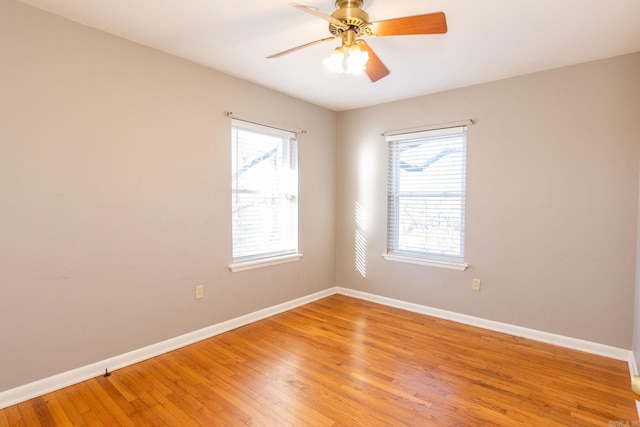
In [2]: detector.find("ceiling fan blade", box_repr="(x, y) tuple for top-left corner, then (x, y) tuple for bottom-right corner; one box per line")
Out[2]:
(368, 12), (447, 36)
(360, 41), (390, 82)
(289, 2), (349, 29)
(267, 37), (337, 59)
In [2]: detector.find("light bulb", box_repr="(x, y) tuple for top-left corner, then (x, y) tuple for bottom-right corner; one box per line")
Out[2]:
(345, 44), (369, 76)
(323, 48), (345, 73)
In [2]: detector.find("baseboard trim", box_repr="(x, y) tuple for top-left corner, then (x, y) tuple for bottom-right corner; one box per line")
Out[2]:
(1, 285), (634, 411)
(336, 287), (632, 362)
(628, 352), (640, 419)
(0, 287), (336, 410)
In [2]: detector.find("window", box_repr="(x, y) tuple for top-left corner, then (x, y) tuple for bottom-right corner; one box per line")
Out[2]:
(384, 125), (468, 270)
(230, 119), (299, 271)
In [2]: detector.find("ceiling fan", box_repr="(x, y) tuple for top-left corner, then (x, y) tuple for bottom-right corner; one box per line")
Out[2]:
(267, 0), (447, 82)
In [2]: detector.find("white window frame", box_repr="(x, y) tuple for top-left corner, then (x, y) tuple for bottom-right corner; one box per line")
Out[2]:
(229, 119), (301, 272)
(383, 123), (469, 271)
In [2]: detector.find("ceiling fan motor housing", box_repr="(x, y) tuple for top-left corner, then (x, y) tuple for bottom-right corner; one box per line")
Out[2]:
(330, 0), (370, 37)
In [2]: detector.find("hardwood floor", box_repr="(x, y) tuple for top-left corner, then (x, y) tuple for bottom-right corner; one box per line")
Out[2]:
(1, 294), (638, 426)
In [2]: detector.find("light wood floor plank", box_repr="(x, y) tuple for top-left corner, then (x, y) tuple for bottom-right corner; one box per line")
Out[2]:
(1, 295), (637, 425)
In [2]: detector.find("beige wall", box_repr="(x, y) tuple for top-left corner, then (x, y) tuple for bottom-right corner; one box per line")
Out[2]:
(0, 0), (336, 392)
(336, 52), (640, 349)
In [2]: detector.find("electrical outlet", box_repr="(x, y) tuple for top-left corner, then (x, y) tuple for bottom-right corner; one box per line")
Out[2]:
(472, 278), (481, 291)
(195, 285), (204, 299)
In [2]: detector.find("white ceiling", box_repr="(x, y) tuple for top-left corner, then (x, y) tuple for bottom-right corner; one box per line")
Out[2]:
(17, 0), (640, 111)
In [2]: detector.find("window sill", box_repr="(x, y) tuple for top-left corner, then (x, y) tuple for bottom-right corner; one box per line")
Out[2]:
(382, 253), (468, 271)
(229, 253), (303, 273)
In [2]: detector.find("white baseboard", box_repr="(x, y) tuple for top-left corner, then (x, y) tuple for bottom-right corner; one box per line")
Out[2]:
(0, 287), (335, 410)
(628, 352), (640, 419)
(1, 285), (635, 411)
(336, 287), (632, 361)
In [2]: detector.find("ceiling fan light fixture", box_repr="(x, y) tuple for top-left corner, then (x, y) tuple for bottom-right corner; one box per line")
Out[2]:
(323, 47), (346, 73)
(323, 43), (369, 76)
(345, 43), (368, 75)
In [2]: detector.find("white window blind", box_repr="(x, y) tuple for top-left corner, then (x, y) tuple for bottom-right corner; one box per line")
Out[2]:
(386, 125), (467, 264)
(231, 119), (298, 264)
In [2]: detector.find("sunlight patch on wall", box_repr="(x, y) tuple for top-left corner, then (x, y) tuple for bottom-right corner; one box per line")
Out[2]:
(355, 202), (368, 277)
